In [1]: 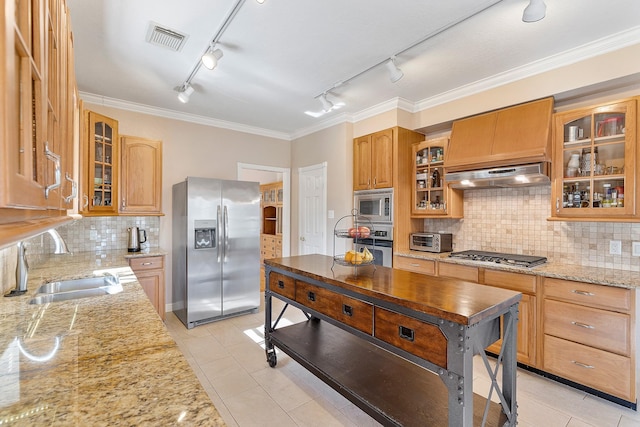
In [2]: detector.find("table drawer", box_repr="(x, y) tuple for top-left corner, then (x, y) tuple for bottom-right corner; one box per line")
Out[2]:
(394, 256), (436, 275)
(374, 307), (447, 369)
(269, 272), (296, 300)
(544, 278), (631, 312)
(543, 335), (632, 401)
(544, 299), (630, 356)
(128, 256), (164, 271)
(295, 281), (373, 335)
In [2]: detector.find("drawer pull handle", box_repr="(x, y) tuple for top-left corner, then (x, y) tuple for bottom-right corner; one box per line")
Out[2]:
(571, 290), (594, 296)
(399, 325), (415, 342)
(342, 304), (353, 317)
(571, 360), (594, 369)
(571, 321), (594, 329)
(410, 263), (420, 267)
(142, 262), (153, 266)
(307, 291), (316, 302)
(277, 280), (285, 289)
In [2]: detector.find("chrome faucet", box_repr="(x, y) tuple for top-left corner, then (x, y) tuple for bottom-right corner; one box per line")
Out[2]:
(47, 229), (70, 254)
(5, 228), (70, 297)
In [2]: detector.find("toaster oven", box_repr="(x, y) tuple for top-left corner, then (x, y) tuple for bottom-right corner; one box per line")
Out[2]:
(410, 232), (453, 253)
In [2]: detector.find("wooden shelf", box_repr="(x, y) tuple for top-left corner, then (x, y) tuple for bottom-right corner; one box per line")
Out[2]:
(270, 319), (507, 427)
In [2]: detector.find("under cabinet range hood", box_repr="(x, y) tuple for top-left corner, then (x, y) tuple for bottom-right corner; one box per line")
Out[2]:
(445, 97), (554, 188)
(446, 162), (550, 188)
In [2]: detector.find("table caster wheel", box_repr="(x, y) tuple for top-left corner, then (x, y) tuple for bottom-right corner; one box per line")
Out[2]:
(267, 352), (277, 368)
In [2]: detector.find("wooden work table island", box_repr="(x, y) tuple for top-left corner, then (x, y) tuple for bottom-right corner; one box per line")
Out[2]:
(264, 255), (522, 427)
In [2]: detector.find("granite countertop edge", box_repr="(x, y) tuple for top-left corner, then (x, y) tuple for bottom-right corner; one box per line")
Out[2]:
(395, 250), (640, 289)
(0, 250), (225, 426)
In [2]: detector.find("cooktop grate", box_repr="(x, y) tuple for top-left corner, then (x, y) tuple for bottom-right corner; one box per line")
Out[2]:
(449, 250), (547, 267)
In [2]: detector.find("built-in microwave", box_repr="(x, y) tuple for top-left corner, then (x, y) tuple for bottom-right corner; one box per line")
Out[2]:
(354, 189), (393, 224)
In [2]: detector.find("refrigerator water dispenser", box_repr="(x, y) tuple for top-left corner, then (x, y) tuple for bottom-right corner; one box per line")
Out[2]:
(194, 220), (216, 249)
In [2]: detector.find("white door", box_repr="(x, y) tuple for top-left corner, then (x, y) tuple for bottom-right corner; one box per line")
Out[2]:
(298, 163), (326, 255)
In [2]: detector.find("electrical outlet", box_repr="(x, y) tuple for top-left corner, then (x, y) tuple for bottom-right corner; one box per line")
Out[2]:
(633, 242), (640, 257)
(609, 240), (622, 255)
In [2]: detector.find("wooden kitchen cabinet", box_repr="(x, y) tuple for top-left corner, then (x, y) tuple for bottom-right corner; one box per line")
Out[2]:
(411, 137), (463, 218)
(542, 277), (636, 403)
(429, 261), (538, 366)
(129, 255), (165, 320)
(483, 269), (537, 366)
(119, 136), (163, 215)
(551, 98), (637, 221)
(353, 129), (394, 190)
(81, 111), (119, 215)
(1, 0), (77, 224)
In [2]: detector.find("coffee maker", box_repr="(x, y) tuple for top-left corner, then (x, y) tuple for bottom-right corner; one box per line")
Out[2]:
(127, 227), (147, 252)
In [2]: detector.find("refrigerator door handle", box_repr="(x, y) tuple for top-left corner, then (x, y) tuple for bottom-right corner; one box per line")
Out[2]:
(224, 205), (229, 262)
(217, 205), (222, 263)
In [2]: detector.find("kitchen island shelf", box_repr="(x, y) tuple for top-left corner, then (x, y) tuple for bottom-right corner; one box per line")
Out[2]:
(265, 255), (521, 427)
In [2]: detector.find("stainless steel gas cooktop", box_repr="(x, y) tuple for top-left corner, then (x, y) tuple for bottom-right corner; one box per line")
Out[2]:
(449, 250), (547, 268)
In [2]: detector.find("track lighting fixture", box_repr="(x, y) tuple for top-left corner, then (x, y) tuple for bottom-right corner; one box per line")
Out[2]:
(256, 0), (265, 3)
(385, 57), (404, 83)
(202, 47), (224, 70)
(177, 84), (194, 103)
(319, 94), (333, 112)
(522, 0), (546, 23)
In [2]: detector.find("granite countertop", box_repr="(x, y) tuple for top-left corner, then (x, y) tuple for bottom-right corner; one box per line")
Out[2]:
(395, 250), (640, 289)
(0, 251), (224, 426)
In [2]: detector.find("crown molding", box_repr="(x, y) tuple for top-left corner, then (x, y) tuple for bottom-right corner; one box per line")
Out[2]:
(414, 25), (640, 111)
(79, 92), (293, 141)
(81, 27), (640, 142)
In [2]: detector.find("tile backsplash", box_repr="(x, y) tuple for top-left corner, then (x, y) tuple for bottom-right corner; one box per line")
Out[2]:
(422, 186), (640, 271)
(0, 216), (160, 294)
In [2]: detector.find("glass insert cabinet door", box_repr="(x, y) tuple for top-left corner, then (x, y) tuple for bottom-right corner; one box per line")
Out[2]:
(553, 99), (636, 218)
(86, 112), (119, 214)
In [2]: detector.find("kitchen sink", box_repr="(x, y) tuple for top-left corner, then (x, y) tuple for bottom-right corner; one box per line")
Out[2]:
(29, 273), (123, 305)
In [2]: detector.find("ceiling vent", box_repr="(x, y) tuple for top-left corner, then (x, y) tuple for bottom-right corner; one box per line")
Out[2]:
(146, 22), (188, 52)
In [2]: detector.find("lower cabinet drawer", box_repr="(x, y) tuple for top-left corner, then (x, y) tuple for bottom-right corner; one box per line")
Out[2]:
(374, 307), (447, 369)
(128, 255), (164, 271)
(544, 299), (630, 356)
(295, 281), (373, 335)
(268, 272), (296, 300)
(393, 256), (436, 275)
(543, 335), (632, 401)
(438, 262), (479, 283)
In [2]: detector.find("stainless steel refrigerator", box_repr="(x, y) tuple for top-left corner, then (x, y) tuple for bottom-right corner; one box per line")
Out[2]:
(172, 177), (260, 329)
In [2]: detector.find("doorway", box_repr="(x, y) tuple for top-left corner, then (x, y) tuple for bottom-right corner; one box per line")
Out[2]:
(237, 163), (290, 257)
(298, 162), (327, 255)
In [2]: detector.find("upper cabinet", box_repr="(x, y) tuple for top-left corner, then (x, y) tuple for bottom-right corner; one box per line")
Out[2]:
(81, 111), (163, 216)
(120, 136), (163, 215)
(353, 129), (394, 190)
(446, 97), (554, 171)
(0, 0), (77, 224)
(551, 98), (637, 221)
(411, 137), (463, 218)
(82, 111), (119, 215)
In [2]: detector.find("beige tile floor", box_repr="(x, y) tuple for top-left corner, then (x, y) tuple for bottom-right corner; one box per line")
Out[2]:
(165, 295), (640, 427)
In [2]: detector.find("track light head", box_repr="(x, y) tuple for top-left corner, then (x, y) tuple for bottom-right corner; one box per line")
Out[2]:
(177, 84), (194, 103)
(202, 48), (224, 70)
(319, 94), (334, 112)
(385, 57), (404, 83)
(256, 0), (265, 3)
(522, 0), (546, 23)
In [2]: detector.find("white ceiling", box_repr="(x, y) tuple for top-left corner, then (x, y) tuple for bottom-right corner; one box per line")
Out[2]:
(67, 0), (640, 139)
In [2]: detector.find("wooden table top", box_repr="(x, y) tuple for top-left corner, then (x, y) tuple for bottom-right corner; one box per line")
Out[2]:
(266, 254), (522, 325)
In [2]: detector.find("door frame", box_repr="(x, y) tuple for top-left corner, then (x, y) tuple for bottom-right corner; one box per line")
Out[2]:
(237, 163), (290, 257)
(298, 162), (327, 255)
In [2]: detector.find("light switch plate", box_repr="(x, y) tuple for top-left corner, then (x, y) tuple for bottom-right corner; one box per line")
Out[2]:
(633, 242), (640, 257)
(609, 240), (622, 255)
(328, 210), (334, 219)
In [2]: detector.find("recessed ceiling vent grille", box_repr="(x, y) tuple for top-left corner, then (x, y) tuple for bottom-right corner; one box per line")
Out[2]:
(146, 22), (188, 52)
